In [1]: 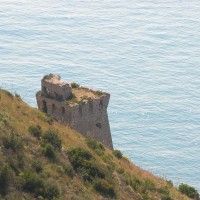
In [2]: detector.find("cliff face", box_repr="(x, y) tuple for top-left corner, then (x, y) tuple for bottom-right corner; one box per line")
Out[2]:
(36, 74), (113, 149)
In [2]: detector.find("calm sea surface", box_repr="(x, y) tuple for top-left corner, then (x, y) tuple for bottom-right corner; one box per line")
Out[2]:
(0, 0), (200, 191)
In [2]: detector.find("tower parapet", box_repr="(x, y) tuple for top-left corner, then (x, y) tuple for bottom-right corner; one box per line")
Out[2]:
(41, 74), (72, 101)
(36, 74), (113, 149)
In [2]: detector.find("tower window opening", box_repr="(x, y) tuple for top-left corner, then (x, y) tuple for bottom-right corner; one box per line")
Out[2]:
(62, 107), (65, 115)
(52, 104), (55, 113)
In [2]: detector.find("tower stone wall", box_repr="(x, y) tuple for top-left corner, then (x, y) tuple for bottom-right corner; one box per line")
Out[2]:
(36, 74), (113, 149)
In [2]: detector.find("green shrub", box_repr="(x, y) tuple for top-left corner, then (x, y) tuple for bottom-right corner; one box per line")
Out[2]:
(91, 90), (105, 96)
(71, 82), (80, 88)
(158, 186), (171, 200)
(43, 129), (62, 151)
(124, 173), (141, 191)
(116, 167), (124, 174)
(158, 186), (170, 196)
(28, 125), (42, 138)
(43, 145), (56, 161)
(21, 171), (59, 200)
(166, 180), (173, 187)
(161, 196), (173, 200)
(178, 183), (199, 199)
(113, 150), (123, 159)
(32, 161), (43, 173)
(40, 183), (60, 200)
(99, 143), (105, 150)
(22, 171), (45, 194)
(68, 147), (92, 170)
(86, 138), (98, 149)
(63, 164), (74, 178)
(68, 147), (105, 181)
(0, 164), (11, 196)
(77, 162), (105, 181)
(142, 193), (150, 200)
(0, 112), (9, 124)
(124, 172), (131, 185)
(85, 138), (105, 156)
(94, 179), (115, 197)
(142, 179), (155, 193)
(86, 138), (104, 150)
(3, 132), (24, 152)
(6, 154), (25, 174)
(37, 113), (53, 125)
(132, 176), (141, 191)
(16, 154), (25, 169)
(66, 93), (78, 105)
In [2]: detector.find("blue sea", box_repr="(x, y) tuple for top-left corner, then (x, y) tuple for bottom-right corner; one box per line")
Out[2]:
(0, 0), (200, 191)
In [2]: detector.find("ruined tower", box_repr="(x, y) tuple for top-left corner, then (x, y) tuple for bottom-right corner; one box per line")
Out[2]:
(36, 74), (113, 149)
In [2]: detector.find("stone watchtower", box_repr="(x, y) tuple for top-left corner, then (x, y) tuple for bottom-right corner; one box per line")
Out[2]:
(36, 74), (113, 149)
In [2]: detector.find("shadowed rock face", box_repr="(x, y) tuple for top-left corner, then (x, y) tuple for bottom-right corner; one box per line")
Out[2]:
(36, 74), (113, 149)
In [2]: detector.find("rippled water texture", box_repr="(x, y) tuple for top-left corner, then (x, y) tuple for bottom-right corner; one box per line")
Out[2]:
(0, 0), (200, 190)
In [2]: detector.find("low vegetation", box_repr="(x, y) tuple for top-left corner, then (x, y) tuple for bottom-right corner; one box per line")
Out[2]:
(65, 93), (79, 105)
(94, 179), (115, 197)
(91, 90), (105, 96)
(179, 183), (199, 200)
(0, 164), (11, 196)
(71, 82), (105, 97)
(2, 132), (24, 152)
(68, 147), (106, 181)
(22, 171), (60, 199)
(0, 89), (197, 199)
(28, 125), (42, 138)
(42, 129), (62, 151)
(71, 82), (80, 88)
(37, 112), (53, 125)
(86, 137), (105, 156)
(113, 149), (123, 159)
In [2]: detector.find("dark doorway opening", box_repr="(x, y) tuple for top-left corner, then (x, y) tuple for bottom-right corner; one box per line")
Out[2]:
(62, 107), (65, 115)
(43, 86), (47, 94)
(43, 100), (48, 113)
(52, 104), (55, 113)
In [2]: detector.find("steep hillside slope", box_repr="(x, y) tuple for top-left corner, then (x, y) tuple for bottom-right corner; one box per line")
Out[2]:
(0, 89), (193, 200)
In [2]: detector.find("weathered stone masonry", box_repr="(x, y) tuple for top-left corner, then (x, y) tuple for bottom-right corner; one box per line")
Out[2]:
(36, 74), (113, 149)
